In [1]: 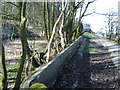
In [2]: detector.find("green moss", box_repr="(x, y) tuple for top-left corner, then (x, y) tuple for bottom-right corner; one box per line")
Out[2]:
(82, 50), (88, 53)
(29, 83), (47, 90)
(0, 81), (2, 89)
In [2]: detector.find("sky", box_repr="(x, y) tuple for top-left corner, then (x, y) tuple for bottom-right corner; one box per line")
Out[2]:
(81, 0), (120, 33)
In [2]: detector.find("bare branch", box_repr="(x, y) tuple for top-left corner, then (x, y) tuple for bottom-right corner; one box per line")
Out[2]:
(81, 0), (95, 18)
(74, 1), (82, 9)
(84, 11), (95, 17)
(6, 2), (19, 7)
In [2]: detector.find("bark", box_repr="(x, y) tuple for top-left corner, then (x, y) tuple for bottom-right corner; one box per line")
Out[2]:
(65, 2), (75, 44)
(52, 2), (55, 29)
(46, 3), (67, 62)
(43, 2), (48, 40)
(1, 45), (8, 90)
(59, 0), (65, 49)
(46, 1), (51, 40)
(14, 1), (27, 89)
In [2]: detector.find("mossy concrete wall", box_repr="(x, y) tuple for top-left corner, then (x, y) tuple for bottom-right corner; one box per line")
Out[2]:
(20, 36), (86, 89)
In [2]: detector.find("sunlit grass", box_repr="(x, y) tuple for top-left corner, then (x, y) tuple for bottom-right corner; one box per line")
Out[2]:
(83, 33), (101, 39)
(89, 43), (98, 54)
(6, 63), (19, 79)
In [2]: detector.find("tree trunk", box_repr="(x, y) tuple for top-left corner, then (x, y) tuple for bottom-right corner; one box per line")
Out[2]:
(46, 1), (51, 40)
(14, 1), (27, 89)
(59, 0), (65, 49)
(52, 2), (55, 29)
(43, 2), (48, 40)
(65, 2), (75, 44)
(1, 45), (8, 90)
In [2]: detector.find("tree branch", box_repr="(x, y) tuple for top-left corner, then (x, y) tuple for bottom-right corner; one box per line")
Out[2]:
(84, 11), (95, 17)
(74, 1), (82, 9)
(1, 13), (19, 21)
(6, 2), (19, 7)
(81, 0), (95, 18)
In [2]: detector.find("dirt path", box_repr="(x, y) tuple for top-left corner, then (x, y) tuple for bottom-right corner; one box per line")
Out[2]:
(53, 38), (119, 89)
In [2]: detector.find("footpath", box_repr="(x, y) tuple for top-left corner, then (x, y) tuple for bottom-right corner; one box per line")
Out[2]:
(53, 37), (119, 89)
(91, 38), (120, 71)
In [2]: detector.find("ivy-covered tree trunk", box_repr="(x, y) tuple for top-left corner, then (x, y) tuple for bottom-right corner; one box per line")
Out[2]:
(14, 1), (27, 89)
(1, 44), (8, 90)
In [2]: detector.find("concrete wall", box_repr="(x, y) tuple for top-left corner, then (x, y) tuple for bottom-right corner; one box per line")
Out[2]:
(20, 36), (86, 89)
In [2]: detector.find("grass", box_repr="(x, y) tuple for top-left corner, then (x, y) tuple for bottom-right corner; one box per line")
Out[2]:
(89, 44), (98, 54)
(6, 63), (19, 79)
(7, 72), (17, 79)
(83, 33), (101, 39)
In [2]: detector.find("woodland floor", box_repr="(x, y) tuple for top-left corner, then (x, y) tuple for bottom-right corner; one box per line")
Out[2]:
(2, 38), (47, 88)
(53, 38), (119, 89)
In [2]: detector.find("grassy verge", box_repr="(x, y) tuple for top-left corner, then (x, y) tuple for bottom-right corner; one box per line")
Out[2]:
(6, 63), (19, 81)
(82, 33), (101, 54)
(83, 33), (101, 39)
(89, 43), (98, 54)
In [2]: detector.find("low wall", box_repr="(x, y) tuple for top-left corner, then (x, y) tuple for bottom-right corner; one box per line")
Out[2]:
(20, 36), (86, 88)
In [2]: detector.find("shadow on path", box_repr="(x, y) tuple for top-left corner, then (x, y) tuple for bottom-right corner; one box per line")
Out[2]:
(53, 38), (119, 89)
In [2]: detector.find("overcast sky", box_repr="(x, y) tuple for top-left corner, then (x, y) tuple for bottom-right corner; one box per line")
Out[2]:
(82, 0), (120, 33)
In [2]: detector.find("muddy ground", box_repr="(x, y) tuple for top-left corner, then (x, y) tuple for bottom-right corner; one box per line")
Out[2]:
(53, 38), (119, 89)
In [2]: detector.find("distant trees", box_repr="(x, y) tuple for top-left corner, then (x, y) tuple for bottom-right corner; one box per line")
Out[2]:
(106, 11), (117, 40)
(105, 10), (120, 43)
